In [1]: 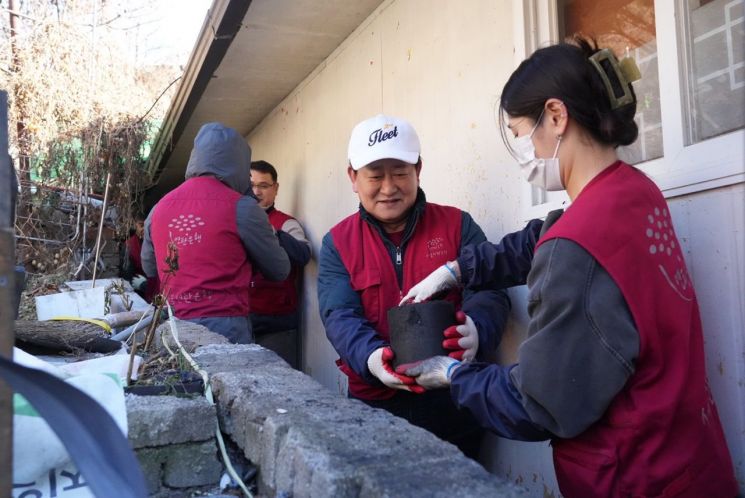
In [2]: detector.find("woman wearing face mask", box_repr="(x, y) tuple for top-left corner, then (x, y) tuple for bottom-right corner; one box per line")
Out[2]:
(398, 37), (737, 498)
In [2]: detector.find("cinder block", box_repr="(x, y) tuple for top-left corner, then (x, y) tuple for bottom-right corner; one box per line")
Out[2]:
(163, 440), (222, 488)
(134, 447), (164, 494)
(126, 394), (216, 448)
(155, 319), (229, 354)
(274, 423), (358, 498)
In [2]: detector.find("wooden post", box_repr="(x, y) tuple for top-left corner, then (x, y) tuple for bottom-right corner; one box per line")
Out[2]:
(91, 172), (111, 287)
(0, 90), (16, 496)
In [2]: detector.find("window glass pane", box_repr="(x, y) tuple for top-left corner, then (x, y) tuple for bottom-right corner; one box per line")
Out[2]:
(559, 0), (663, 164)
(681, 0), (745, 143)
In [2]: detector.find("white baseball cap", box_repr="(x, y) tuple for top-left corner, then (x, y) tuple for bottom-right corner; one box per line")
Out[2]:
(347, 114), (421, 170)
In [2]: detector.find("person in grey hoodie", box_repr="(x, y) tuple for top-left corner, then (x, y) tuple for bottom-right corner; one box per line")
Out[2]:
(141, 122), (290, 343)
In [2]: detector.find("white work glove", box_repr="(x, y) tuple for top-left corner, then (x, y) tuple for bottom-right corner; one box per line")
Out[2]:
(396, 356), (461, 390)
(399, 262), (459, 305)
(131, 274), (147, 291)
(367, 347), (425, 394)
(443, 311), (478, 361)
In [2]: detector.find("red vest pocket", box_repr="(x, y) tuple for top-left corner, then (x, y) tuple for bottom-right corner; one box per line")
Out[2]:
(349, 271), (383, 334)
(553, 439), (619, 497)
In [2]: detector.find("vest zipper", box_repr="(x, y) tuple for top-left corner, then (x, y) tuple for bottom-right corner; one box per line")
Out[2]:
(395, 246), (402, 265)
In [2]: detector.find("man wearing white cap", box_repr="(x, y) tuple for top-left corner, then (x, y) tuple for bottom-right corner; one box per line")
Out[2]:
(317, 114), (512, 457)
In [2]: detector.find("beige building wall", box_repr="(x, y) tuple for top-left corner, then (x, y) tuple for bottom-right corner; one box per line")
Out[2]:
(247, 0), (745, 495)
(248, 0), (525, 389)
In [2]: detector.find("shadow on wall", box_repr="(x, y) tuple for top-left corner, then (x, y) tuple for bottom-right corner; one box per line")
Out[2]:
(286, 159), (321, 255)
(288, 160), (305, 223)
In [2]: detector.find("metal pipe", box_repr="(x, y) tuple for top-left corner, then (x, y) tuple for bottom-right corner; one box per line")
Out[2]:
(13, 235), (66, 245)
(110, 309), (154, 342)
(90, 172), (110, 287)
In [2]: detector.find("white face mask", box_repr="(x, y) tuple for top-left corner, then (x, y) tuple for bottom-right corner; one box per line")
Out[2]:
(513, 116), (564, 191)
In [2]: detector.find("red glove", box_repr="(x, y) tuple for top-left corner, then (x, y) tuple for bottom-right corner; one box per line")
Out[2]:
(442, 311), (478, 361)
(367, 347), (425, 394)
(396, 356), (461, 390)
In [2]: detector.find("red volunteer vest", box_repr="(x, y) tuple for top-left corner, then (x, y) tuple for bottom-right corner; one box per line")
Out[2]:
(249, 207), (300, 315)
(151, 176), (252, 319)
(537, 162), (736, 498)
(125, 234), (144, 274)
(331, 203), (463, 400)
(125, 234), (158, 302)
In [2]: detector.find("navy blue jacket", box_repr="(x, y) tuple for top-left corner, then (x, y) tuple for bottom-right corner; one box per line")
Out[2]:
(447, 219), (551, 440)
(456, 218), (543, 291)
(448, 212), (640, 442)
(318, 190), (511, 386)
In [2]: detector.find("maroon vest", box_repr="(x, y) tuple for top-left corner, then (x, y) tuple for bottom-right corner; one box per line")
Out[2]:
(331, 203), (463, 400)
(125, 234), (158, 302)
(125, 234), (144, 274)
(249, 207), (300, 315)
(537, 162), (736, 498)
(151, 176), (252, 319)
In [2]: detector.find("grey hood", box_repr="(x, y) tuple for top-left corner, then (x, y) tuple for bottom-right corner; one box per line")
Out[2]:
(185, 122), (251, 193)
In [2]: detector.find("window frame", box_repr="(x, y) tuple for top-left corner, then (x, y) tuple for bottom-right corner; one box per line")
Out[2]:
(514, 0), (745, 221)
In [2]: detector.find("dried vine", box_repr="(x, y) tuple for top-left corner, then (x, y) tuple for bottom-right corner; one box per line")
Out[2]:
(0, 0), (182, 282)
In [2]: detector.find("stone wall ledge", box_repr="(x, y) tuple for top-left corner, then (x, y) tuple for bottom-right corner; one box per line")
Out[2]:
(192, 343), (527, 498)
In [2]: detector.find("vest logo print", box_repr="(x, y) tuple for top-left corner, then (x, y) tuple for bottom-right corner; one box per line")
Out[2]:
(168, 214), (205, 246)
(426, 237), (448, 259)
(368, 125), (398, 147)
(172, 289), (213, 303)
(644, 206), (693, 301)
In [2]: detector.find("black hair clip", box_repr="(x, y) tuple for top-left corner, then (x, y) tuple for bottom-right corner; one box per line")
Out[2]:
(589, 48), (641, 110)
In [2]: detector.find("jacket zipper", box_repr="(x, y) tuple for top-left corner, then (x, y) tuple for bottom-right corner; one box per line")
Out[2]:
(397, 246), (403, 299)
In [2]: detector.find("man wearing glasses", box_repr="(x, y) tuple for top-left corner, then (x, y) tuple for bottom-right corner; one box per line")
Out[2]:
(249, 160), (311, 369)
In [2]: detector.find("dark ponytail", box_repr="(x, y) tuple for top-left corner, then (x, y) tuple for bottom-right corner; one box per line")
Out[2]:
(500, 36), (638, 148)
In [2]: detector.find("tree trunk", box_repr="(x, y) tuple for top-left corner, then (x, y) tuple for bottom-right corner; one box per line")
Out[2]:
(14, 320), (121, 353)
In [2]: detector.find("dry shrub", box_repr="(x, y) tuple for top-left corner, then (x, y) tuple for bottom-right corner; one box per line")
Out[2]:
(0, 0), (183, 279)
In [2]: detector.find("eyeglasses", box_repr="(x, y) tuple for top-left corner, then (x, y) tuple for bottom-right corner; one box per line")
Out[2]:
(251, 183), (275, 190)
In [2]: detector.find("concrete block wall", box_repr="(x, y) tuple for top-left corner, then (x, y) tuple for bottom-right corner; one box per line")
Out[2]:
(126, 394), (222, 495)
(125, 319), (527, 496)
(192, 342), (528, 498)
(125, 320), (230, 496)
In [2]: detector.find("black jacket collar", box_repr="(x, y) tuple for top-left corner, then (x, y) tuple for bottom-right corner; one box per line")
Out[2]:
(359, 188), (426, 245)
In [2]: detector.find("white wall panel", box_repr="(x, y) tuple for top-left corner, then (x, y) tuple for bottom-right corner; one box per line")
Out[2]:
(248, 0), (525, 396)
(248, 6), (384, 394)
(377, 0), (525, 236)
(668, 184), (745, 489)
(247, 0), (745, 495)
